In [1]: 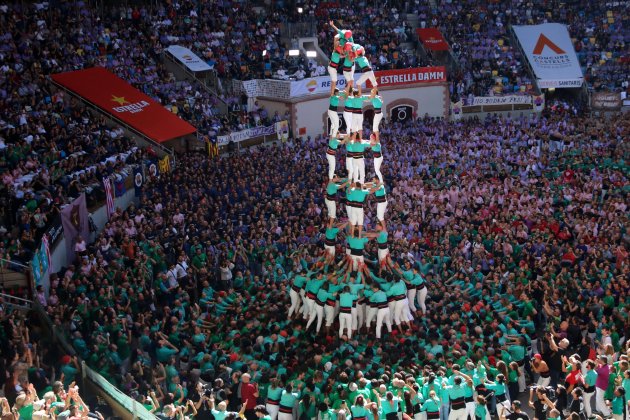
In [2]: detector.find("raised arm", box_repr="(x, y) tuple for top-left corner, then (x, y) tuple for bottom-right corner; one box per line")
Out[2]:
(329, 20), (341, 33)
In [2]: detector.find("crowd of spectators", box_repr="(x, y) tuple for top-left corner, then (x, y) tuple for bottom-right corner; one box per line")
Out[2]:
(0, 300), (114, 419)
(27, 110), (628, 419)
(0, 0), (290, 268)
(312, 3), (424, 71)
(412, 0), (629, 97)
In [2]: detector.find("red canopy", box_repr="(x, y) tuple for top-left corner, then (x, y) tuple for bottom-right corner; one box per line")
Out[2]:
(416, 28), (450, 51)
(52, 67), (196, 143)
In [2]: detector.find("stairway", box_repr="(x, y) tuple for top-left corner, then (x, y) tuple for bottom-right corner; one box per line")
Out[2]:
(403, 12), (424, 63)
(161, 51), (228, 115)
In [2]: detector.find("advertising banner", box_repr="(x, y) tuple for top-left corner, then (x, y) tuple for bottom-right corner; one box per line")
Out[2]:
(470, 95), (533, 106)
(513, 24), (583, 88)
(166, 45), (213, 72)
(416, 28), (450, 51)
(591, 92), (622, 110)
(289, 66), (447, 97)
(217, 122), (282, 146)
(52, 67), (197, 143)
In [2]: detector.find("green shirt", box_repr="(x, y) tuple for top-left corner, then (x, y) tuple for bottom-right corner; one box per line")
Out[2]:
(156, 346), (178, 363)
(325, 227), (340, 241)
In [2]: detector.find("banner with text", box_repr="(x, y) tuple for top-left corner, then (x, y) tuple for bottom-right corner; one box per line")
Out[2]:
(470, 95), (533, 106)
(166, 45), (213, 72)
(513, 24), (583, 89)
(217, 122), (284, 145)
(290, 66), (447, 97)
(416, 28), (450, 51)
(166, 45), (212, 72)
(591, 92), (622, 110)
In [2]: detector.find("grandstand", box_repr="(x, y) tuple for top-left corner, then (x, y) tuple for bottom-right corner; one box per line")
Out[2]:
(0, 1), (628, 420)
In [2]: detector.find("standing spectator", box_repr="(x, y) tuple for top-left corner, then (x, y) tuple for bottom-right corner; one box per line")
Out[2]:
(220, 258), (235, 290)
(595, 355), (611, 417)
(241, 373), (259, 420)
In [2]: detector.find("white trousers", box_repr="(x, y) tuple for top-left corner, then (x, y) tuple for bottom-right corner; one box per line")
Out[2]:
(407, 288), (417, 312)
(346, 156), (354, 177)
(328, 110), (340, 137)
(351, 113), (364, 132)
(352, 158), (365, 184)
(325, 197), (336, 219)
(393, 299), (406, 325)
(328, 65), (338, 82)
(378, 248), (390, 263)
(339, 312), (353, 338)
(465, 402), (475, 420)
(448, 408), (466, 420)
(288, 289), (301, 317)
(356, 70), (377, 88)
(324, 244), (336, 257)
(596, 387), (611, 416)
(536, 376), (550, 387)
(343, 111), (353, 133)
(416, 286), (427, 313)
(324, 305), (335, 326)
(306, 303), (324, 332)
(375, 307), (392, 338)
(518, 366), (526, 392)
(355, 303), (365, 330)
(404, 298), (414, 321)
(326, 152), (336, 180)
(374, 156), (383, 183)
(343, 67), (355, 85)
(266, 404), (279, 420)
(278, 412), (293, 420)
(366, 306), (377, 327)
(584, 391), (594, 417)
(349, 207), (364, 226)
(350, 254), (364, 271)
(376, 200), (387, 221)
(373, 112), (383, 133)
(302, 297), (313, 319)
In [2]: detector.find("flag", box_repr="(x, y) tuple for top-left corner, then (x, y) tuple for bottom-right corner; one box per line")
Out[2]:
(276, 121), (289, 142)
(103, 177), (115, 218)
(158, 155), (171, 173)
(61, 193), (90, 264)
(42, 234), (52, 273)
(32, 252), (41, 286)
(148, 160), (158, 178)
(114, 178), (126, 197)
(133, 167), (144, 197)
(207, 136), (219, 157)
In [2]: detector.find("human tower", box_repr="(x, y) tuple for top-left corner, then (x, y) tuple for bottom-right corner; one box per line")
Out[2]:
(287, 22), (428, 340)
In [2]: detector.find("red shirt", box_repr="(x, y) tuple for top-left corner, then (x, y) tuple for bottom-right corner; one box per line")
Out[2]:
(241, 382), (258, 409)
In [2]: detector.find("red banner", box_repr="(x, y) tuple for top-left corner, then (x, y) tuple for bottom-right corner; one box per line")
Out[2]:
(51, 67), (196, 143)
(371, 66), (447, 88)
(416, 28), (450, 51)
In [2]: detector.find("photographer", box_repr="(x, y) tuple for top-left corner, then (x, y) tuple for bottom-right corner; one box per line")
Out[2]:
(531, 354), (551, 388)
(192, 381), (214, 420)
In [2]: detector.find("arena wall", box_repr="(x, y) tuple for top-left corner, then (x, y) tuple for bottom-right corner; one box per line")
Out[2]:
(286, 83), (448, 139)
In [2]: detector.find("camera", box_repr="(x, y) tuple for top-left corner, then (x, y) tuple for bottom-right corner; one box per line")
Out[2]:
(203, 386), (213, 398)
